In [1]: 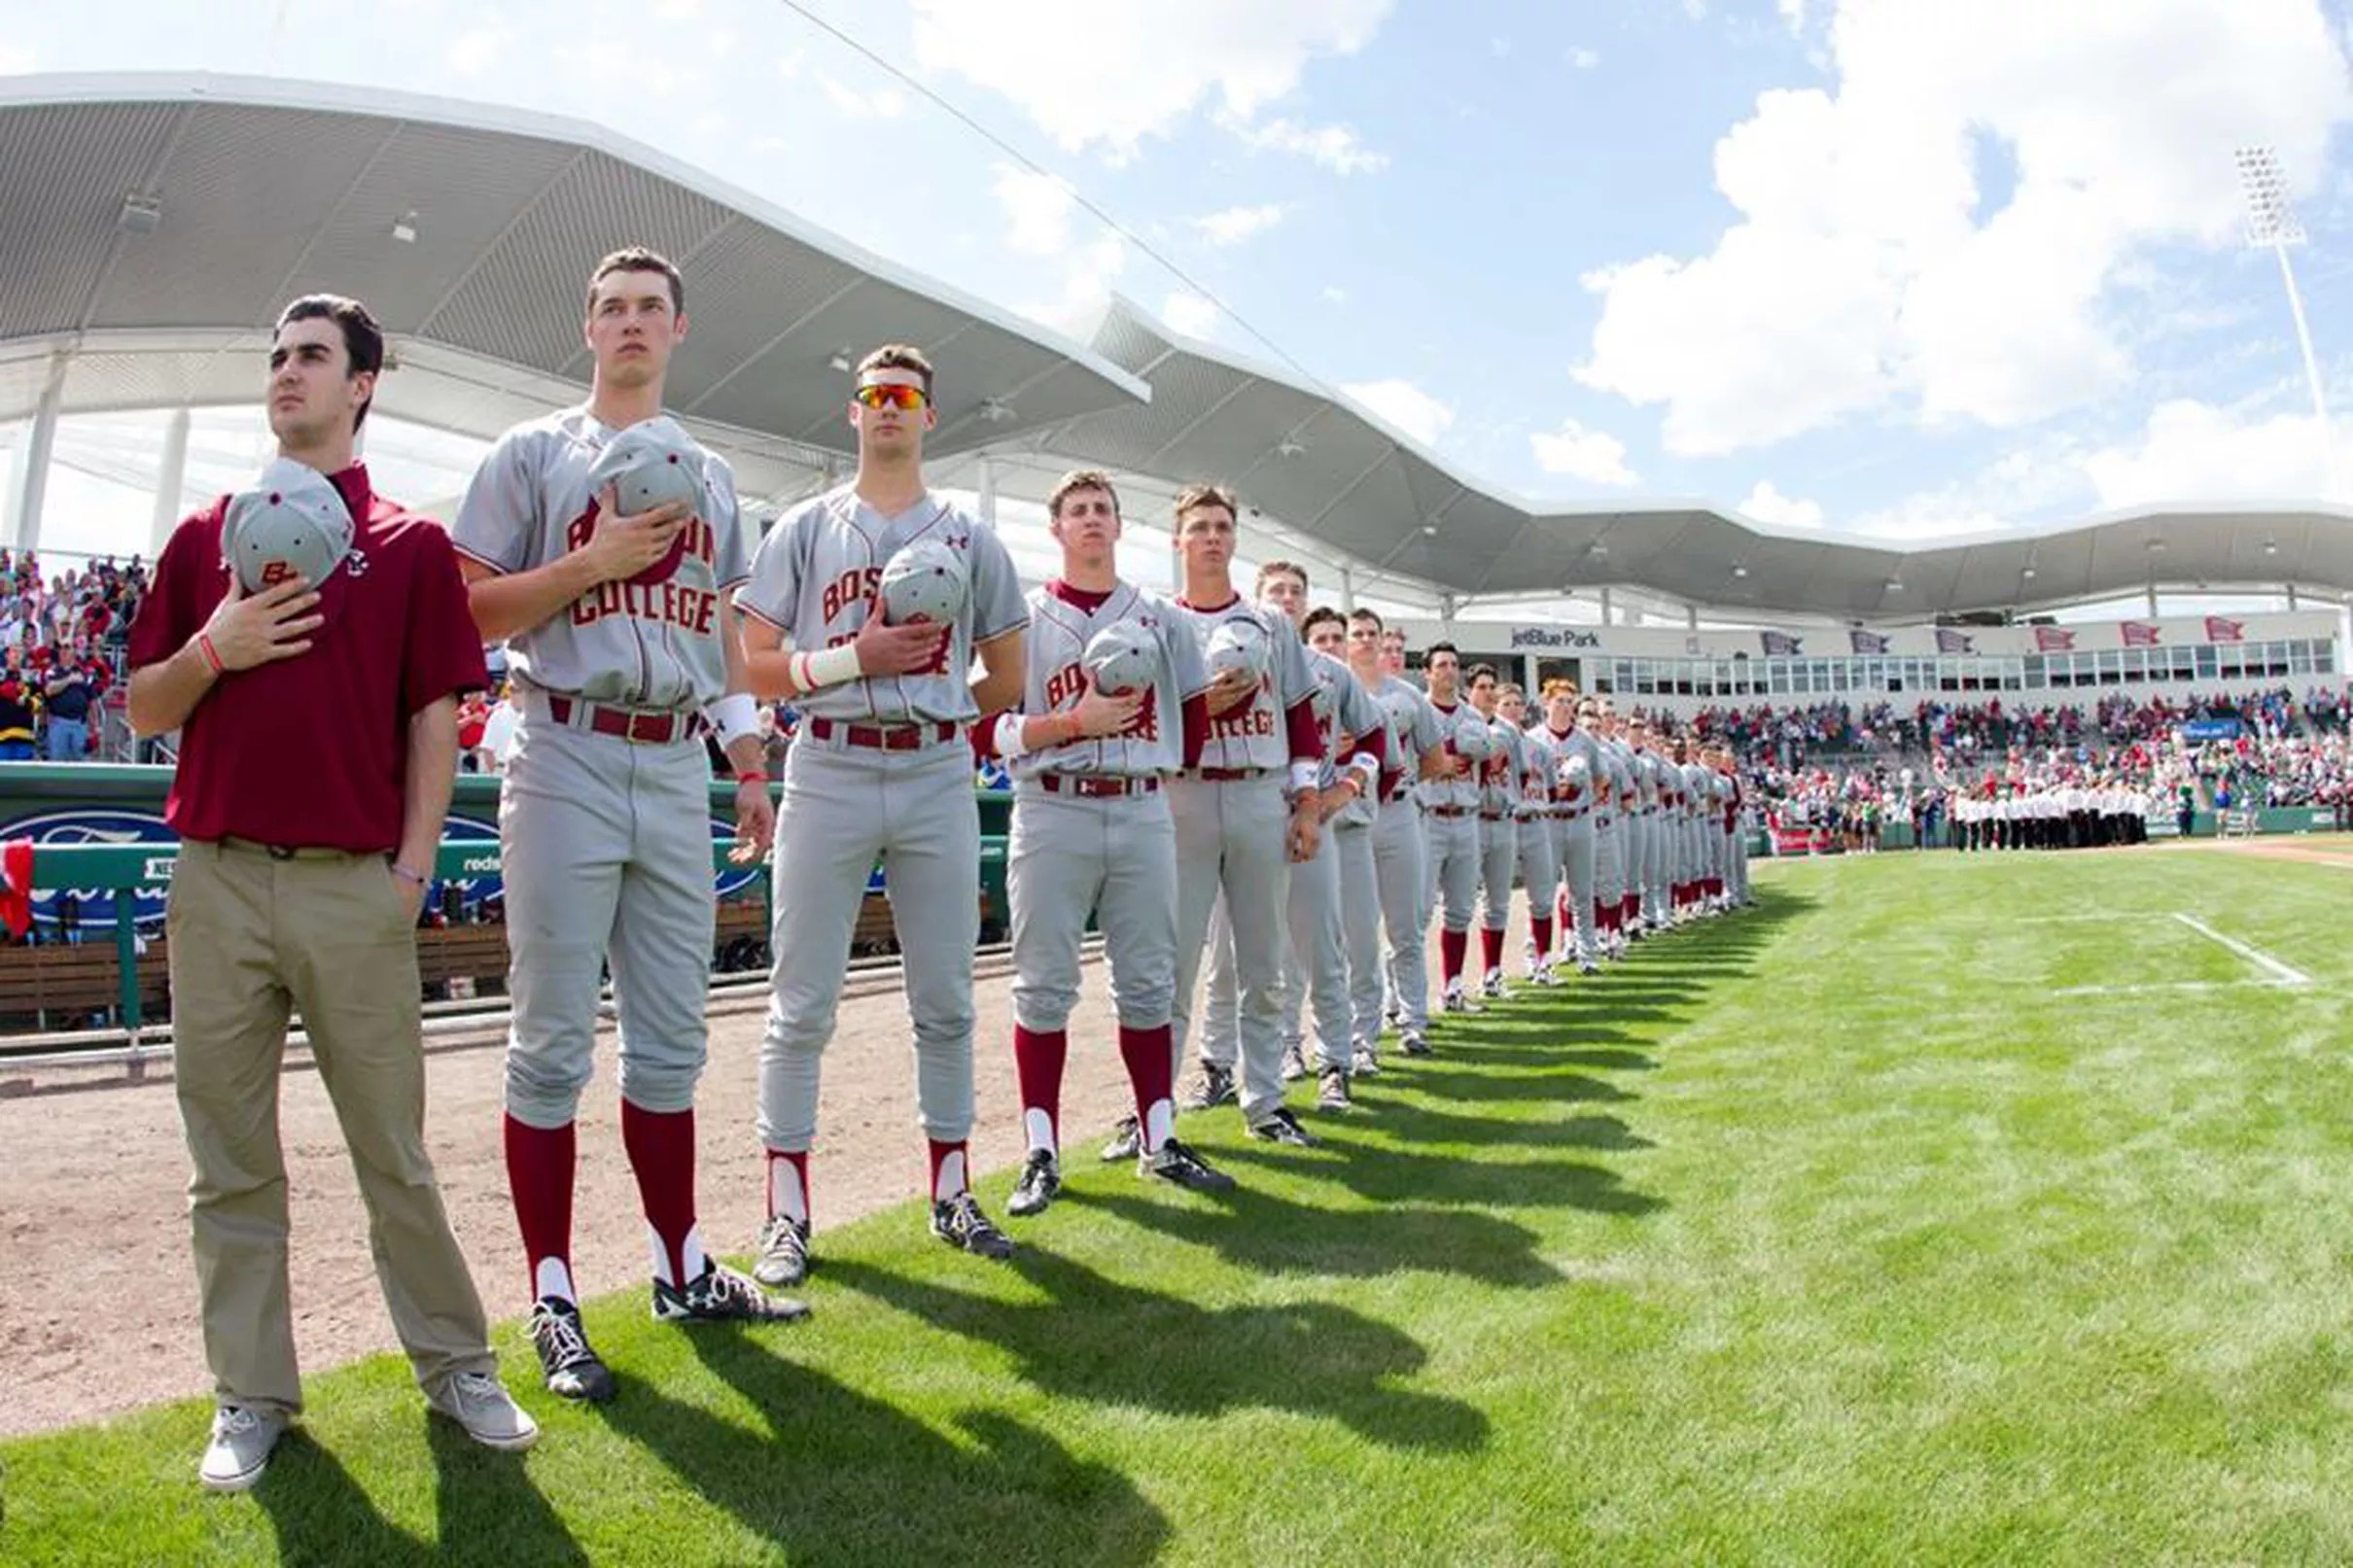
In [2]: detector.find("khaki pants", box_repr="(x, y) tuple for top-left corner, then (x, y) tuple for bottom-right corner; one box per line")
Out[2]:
(169, 839), (493, 1415)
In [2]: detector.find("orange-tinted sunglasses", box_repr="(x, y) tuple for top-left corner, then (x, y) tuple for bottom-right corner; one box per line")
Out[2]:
(855, 383), (929, 411)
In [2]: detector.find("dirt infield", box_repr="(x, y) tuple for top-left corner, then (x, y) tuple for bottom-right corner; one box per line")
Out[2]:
(2187, 833), (2353, 870)
(0, 907), (1534, 1439)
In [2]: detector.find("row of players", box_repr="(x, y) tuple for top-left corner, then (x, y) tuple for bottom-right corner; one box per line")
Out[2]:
(145, 252), (1752, 1489)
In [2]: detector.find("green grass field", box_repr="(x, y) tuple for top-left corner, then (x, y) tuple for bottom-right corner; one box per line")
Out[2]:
(10, 843), (2353, 1566)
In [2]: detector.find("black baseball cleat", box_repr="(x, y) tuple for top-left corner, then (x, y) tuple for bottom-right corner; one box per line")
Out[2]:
(530, 1297), (616, 1405)
(932, 1193), (1016, 1259)
(1179, 1061), (1237, 1111)
(1279, 1044), (1309, 1082)
(752, 1213), (811, 1287)
(1100, 1114), (1141, 1162)
(1317, 1064), (1352, 1113)
(1006, 1149), (1062, 1217)
(1399, 1029), (1432, 1058)
(1246, 1108), (1322, 1148)
(654, 1261), (810, 1323)
(1141, 1136), (1236, 1192)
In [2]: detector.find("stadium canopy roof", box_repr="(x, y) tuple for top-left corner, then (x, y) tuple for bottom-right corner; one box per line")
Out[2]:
(0, 72), (1149, 509)
(0, 73), (2347, 624)
(983, 297), (2353, 623)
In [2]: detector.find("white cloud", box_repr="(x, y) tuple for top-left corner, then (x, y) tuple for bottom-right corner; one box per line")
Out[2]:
(1849, 447), (2080, 540)
(1162, 291), (1221, 337)
(1568, 47), (1600, 70)
(653, 0), (702, 17)
(2085, 398), (2346, 505)
(1776, 0), (1807, 28)
(0, 45), (34, 74)
(1321, 286), (1349, 304)
(445, 26), (511, 77)
(1576, 0), (2353, 455)
(908, 0), (1391, 159)
(1529, 418), (1639, 485)
(1018, 235), (1129, 339)
(1224, 115), (1388, 174)
(993, 165), (1078, 256)
(819, 76), (906, 120)
(1193, 203), (1286, 245)
(776, 52), (806, 79)
(1739, 479), (1825, 528)
(1343, 378), (1455, 447)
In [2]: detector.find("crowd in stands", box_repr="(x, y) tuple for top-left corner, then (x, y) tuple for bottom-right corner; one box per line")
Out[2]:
(1656, 689), (2353, 846)
(0, 550), (148, 761)
(1668, 688), (2353, 772)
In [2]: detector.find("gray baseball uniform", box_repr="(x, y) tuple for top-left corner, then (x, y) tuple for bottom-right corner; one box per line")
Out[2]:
(737, 487), (1026, 1167)
(1006, 580), (1203, 1156)
(1422, 701), (1485, 938)
(1476, 713), (1523, 950)
(1203, 647), (1381, 1075)
(1551, 725), (1602, 965)
(1170, 596), (1317, 1127)
(1370, 677), (1442, 1041)
(452, 406), (747, 1129)
(1515, 723), (1561, 971)
(1595, 738), (1633, 933)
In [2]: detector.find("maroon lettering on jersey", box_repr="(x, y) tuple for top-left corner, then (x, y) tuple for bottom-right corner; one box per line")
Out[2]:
(1122, 699), (1161, 744)
(1045, 661), (1086, 710)
(821, 566), (883, 624)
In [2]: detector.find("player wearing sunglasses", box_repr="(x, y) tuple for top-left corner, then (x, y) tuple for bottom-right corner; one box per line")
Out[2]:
(736, 344), (1030, 1283)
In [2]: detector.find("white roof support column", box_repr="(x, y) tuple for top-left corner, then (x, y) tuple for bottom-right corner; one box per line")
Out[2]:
(1599, 586), (1613, 625)
(978, 454), (997, 529)
(149, 407), (192, 558)
(4, 349), (66, 554)
(1339, 565), (1355, 612)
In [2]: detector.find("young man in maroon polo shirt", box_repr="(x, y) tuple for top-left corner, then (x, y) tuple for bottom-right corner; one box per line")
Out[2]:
(127, 294), (536, 1491)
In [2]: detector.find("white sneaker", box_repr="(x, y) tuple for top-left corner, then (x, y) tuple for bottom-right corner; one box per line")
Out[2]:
(199, 1404), (287, 1492)
(429, 1371), (542, 1452)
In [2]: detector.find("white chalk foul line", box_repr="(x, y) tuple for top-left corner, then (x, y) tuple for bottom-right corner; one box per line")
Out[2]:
(2169, 912), (2314, 989)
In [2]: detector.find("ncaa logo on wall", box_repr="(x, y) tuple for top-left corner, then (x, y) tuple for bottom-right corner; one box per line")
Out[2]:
(0, 808), (177, 932)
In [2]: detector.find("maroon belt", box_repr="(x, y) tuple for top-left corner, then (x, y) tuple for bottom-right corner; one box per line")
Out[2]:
(1427, 805), (1470, 819)
(546, 694), (704, 746)
(1038, 774), (1162, 799)
(1479, 810), (1506, 821)
(1196, 766), (1270, 783)
(809, 716), (960, 750)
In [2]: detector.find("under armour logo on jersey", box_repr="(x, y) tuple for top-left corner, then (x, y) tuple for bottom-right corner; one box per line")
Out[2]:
(344, 547), (369, 578)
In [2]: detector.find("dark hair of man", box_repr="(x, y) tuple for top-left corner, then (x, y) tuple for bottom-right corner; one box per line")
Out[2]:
(586, 246), (685, 316)
(1301, 606), (1346, 638)
(1347, 607), (1385, 634)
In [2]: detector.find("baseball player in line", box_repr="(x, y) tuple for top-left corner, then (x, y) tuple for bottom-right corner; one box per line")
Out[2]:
(1354, 620), (1440, 1063)
(1420, 644), (1488, 1017)
(1466, 664), (1524, 1001)
(736, 344), (1030, 1286)
(1497, 683), (1561, 986)
(1192, 569), (1385, 1117)
(1151, 485), (1327, 1152)
(1368, 621), (1445, 1057)
(455, 247), (798, 1407)
(983, 469), (1234, 1220)
(1586, 696), (1631, 962)
(1542, 684), (1602, 976)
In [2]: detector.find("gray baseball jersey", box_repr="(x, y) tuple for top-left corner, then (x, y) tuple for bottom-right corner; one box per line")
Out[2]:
(735, 486), (1026, 722)
(1421, 701), (1486, 812)
(453, 406), (748, 709)
(1177, 596), (1314, 772)
(1517, 725), (1559, 817)
(1477, 713), (1523, 816)
(1308, 649), (1384, 823)
(1371, 677), (1444, 800)
(1015, 581), (1206, 780)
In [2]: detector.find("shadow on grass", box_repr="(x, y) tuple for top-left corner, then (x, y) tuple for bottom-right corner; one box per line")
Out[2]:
(1069, 1176), (1564, 1288)
(1376, 1065), (1635, 1105)
(1356, 1102), (1658, 1157)
(253, 1430), (430, 1566)
(823, 1249), (1489, 1455)
(604, 1328), (1171, 1568)
(1213, 1132), (1665, 1216)
(250, 1417), (589, 1568)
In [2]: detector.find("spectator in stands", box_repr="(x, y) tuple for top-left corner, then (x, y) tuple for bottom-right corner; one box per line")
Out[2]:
(476, 681), (520, 775)
(42, 656), (95, 760)
(456, 691), (490, 773)
(0, 670), (33, 761)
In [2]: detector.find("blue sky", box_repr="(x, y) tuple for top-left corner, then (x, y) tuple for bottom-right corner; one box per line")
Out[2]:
(8, 0), (2353, 547)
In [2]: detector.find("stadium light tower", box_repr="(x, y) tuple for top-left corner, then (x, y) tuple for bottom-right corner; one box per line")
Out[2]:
(2236, 146), (2337, 498)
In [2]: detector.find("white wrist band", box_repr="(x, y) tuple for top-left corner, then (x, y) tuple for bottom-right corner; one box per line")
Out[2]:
(1287, 762), (1320, 795)
(994, 712), (1034, 761)
(705, 692), (759, 747)
(791, 643), (864, 694)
